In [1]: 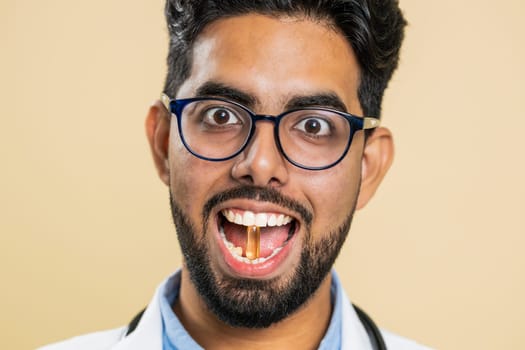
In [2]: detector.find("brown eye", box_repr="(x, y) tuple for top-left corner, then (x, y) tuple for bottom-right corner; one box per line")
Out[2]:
(304, 119), (321, 134)
(213, 109), (231, 125)
(203, 107), (242, 127)
(295, 117), (331, 136)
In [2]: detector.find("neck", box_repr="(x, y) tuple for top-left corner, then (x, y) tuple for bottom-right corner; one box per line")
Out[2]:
(173, 269), (333, 350)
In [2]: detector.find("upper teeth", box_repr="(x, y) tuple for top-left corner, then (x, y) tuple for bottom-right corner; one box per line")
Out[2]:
(222, 209), (293, 227)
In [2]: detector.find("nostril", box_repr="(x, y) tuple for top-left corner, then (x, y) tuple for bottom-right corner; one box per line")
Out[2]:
(268, 177), (282, 187)
(239, 174), (254, 185)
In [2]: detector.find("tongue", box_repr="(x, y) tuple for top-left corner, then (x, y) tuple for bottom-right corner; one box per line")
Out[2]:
(223, 221), (291, 258)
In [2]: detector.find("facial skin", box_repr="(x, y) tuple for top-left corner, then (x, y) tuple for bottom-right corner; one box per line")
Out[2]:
(146, 14), (394, 350)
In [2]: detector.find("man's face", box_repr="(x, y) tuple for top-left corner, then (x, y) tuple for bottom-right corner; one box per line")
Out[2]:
(163, 14), (368, 327)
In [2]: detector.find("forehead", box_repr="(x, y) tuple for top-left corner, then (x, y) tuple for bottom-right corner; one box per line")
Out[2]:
(177, 14), (362, 113)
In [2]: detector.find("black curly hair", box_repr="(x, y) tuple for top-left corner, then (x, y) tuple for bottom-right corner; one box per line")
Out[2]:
(163, 0), (406, 118)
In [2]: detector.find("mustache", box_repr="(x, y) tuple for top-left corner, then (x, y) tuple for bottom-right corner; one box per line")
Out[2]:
(202, 185), (313, 228)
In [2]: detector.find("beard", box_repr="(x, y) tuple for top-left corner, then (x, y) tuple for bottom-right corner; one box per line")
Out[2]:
(170, 185), (355, 328)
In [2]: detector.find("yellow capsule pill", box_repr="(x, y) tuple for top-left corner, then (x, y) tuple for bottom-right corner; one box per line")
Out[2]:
(246, 225), (260, 260)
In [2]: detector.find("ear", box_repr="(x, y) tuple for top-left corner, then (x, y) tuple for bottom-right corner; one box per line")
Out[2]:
(355, 127), (394, 210)
(145, 100), (171, 185)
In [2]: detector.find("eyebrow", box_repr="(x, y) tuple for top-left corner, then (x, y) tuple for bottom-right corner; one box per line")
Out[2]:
(195, 81), (257, 108)
(195, 81), (348, 113)
(285, 93), (348, 113)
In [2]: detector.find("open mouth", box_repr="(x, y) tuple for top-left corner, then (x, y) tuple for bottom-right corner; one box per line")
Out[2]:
(218, 209), (297, 264)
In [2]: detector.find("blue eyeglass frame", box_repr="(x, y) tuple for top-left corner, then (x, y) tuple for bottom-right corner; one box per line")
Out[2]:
(161, 93), (380, 171)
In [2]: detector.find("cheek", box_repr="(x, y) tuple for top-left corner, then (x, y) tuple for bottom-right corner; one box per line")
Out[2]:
(168, 132), (207, 216)
(306, 160), (362, 235)
(314, 175), (358, 215)
(168, 138), (232, 220)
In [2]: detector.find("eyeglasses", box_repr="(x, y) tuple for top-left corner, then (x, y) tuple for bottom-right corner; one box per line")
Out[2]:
(161, 93), (380, 170)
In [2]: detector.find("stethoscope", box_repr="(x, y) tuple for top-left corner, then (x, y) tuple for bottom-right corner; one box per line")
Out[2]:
(126, 304), (386, 349)
(353, 304), (387, 350)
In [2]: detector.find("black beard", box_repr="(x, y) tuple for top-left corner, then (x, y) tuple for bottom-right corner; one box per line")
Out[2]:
(170, 185), (354, 328)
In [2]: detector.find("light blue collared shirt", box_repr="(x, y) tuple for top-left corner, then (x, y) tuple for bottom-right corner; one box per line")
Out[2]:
(159, 271), (343, 350)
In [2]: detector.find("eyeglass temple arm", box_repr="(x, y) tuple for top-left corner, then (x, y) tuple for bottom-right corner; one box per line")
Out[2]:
(161, 93), (172, 112)
(363, 117), (380, 129)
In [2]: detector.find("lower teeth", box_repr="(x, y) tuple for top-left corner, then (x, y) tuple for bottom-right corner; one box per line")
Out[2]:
(220, 225), (284, 264)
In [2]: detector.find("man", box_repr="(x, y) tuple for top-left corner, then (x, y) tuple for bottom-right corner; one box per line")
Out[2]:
(40, 0), (432, 349)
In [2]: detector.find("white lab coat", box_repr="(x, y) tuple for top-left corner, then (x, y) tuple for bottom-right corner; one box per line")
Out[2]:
(38, 274), (432, 350)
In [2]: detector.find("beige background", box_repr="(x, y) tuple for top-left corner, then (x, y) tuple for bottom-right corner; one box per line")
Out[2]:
(2, 0), (524, 349)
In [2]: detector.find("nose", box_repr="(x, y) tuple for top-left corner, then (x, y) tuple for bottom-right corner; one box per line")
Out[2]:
(231, 121), (289, 187)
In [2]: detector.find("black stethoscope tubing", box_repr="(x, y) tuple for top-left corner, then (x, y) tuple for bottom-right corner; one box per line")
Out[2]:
(353, 304), (387, 350)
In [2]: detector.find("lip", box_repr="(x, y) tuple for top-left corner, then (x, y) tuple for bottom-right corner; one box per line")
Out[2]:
(211, 200), (301, 279)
